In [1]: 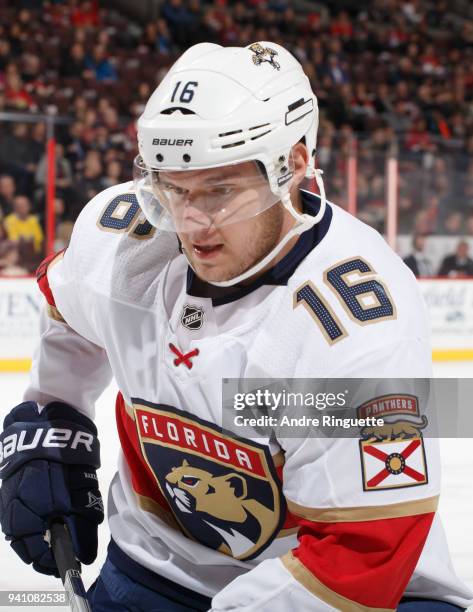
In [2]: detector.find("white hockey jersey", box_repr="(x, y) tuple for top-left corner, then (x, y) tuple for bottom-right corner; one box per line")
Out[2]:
(26, 182), (473, 611)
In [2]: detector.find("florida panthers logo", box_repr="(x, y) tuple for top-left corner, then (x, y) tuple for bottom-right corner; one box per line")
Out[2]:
(133, 400), (285, 560)
(249, 43), (281, 71)
(166, 460), (277, 558)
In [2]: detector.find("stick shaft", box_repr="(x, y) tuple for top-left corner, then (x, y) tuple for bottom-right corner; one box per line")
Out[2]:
(50, 522), (91, 612)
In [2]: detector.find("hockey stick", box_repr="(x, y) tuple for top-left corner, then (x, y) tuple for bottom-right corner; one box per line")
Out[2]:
(46, 521), (92, 612)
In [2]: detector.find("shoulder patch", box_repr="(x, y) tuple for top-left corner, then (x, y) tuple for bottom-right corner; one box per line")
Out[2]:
(358, 394), (428, 491)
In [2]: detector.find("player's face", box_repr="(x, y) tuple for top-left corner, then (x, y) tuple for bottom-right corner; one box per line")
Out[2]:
(178, 199), (286, 283)
(152, 143), (308, 283)
(155, 160), (286, 283)
(152, 161), (279, 233)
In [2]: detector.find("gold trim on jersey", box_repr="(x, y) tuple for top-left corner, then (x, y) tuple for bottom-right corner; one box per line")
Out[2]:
(47, 304), (66, 323)
(125, 402), (136, 421)
(272, 450), (285, 468)
(286, 495), (438, 523)
(281, 551), (395, 612)
(135, 493), (180, 529)
(47, 249), (65, 271)
(43, 251), (66, 323)
(277, 526), (298, 538)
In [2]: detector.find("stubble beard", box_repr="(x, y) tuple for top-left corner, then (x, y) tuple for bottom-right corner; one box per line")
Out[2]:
(194, 205), (285, 283)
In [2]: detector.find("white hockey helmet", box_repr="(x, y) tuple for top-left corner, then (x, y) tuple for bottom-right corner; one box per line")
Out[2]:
(134, 41), (326, 286)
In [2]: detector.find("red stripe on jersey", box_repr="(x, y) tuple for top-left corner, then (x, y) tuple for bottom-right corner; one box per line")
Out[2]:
(36, 249), (66, 307)
(115, 393), (170, 511)
(292, 512), (435, 609)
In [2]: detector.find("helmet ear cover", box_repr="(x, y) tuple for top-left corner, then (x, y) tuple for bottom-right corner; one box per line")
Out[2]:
(256, 135), (306, 182)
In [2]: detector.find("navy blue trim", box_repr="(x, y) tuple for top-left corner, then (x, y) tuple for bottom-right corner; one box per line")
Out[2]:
(186, 190), (332, 306)
(398, 598), (465, 611)
(107, 540), (212, 611)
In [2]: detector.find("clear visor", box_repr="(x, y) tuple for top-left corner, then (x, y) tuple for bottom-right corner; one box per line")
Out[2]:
(133, 156), (291, 233)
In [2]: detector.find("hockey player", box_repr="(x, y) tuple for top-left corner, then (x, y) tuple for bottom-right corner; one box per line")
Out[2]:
(1, 42), (472, 611)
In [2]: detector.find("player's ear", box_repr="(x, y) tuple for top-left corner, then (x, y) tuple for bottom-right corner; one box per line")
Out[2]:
(291, 141), (309, 188)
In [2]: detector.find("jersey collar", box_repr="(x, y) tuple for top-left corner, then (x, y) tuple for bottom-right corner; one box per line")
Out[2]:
(186, 190), (333, 306)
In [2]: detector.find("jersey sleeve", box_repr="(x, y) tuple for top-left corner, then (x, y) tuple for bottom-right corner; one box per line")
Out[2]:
(212, 338), (438, 612)
(23, 217), (113, 421)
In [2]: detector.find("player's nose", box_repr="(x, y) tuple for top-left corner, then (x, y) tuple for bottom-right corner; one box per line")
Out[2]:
(186, 222), (220, 244)
(180, 201), (217, 234)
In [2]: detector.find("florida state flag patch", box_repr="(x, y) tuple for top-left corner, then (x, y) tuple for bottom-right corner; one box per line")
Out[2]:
(358, 394), (428, 491)
(360, 438), (428, 491)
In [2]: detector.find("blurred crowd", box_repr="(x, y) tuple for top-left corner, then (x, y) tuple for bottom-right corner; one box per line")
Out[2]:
(0, 0), (472, 275)
(403, 234), (473, 277)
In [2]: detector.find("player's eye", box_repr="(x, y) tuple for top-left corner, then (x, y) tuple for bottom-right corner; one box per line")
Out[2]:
(209, 185), (234, 196)
(181, 476), (200, 487)
(163, 183), (187, 195)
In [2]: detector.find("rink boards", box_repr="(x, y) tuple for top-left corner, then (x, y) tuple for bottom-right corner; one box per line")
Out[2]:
(0, 277), (472, 371)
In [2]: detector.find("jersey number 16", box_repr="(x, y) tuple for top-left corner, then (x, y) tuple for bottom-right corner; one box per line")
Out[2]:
(294, 257), (396, 345)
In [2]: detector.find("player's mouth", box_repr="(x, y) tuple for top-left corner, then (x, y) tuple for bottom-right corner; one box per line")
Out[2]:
(192, 243), (224, 259)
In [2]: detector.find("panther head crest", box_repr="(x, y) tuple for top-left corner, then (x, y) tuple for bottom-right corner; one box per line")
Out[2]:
(249, 43), (281, 71)
(165, 459), (277, 558)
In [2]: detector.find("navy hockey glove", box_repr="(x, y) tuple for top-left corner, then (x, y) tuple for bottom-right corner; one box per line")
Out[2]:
(0, 401), (103, 576)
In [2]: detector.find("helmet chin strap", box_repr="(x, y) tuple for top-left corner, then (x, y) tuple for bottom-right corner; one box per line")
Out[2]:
(189, 169), (326, 288)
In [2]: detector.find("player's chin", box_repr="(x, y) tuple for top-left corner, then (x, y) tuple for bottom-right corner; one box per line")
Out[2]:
(192, 259), (240, 283)
(194, 264), (232, 283)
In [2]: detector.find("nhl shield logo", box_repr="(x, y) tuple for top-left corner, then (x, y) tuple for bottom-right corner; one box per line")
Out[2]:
(181, 304), (204, 331)
(132, 399), (286, 560)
